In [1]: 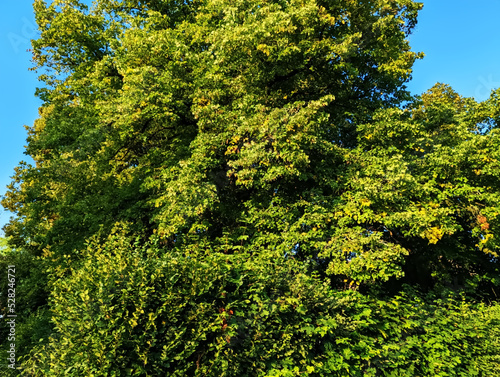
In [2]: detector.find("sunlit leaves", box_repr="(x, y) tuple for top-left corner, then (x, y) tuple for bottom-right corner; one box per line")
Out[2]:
(3, 1), (500, 375)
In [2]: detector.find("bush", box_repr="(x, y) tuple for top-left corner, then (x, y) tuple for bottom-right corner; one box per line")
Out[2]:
(20, 229), (500, 376)
(0, 239), (51, 375)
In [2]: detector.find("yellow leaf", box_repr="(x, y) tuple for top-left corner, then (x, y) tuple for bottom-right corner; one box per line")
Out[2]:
(422, 227), (444, 244)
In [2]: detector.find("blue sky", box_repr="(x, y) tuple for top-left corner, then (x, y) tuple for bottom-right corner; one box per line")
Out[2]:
(1, 1), (500, 233)
(0, 2), (40, 233)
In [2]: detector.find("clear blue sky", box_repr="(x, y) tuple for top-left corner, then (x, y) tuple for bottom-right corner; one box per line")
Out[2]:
(1, 1), (500, 234)
(0, 3), (40, 234)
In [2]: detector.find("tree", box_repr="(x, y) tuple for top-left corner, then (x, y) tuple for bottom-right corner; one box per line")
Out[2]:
(3, 0), (422, 257)
(2, 0), (500, 375)
(337, 83), (500, 293)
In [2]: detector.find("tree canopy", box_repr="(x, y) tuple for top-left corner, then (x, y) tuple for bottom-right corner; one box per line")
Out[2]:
(1, 0), (500, 375)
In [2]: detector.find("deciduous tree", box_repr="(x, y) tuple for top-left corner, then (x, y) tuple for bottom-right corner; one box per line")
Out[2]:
(2, 0), (500, 375)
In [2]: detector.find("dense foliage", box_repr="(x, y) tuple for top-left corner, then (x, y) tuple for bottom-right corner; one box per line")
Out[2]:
(1, 0), (499, 375)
